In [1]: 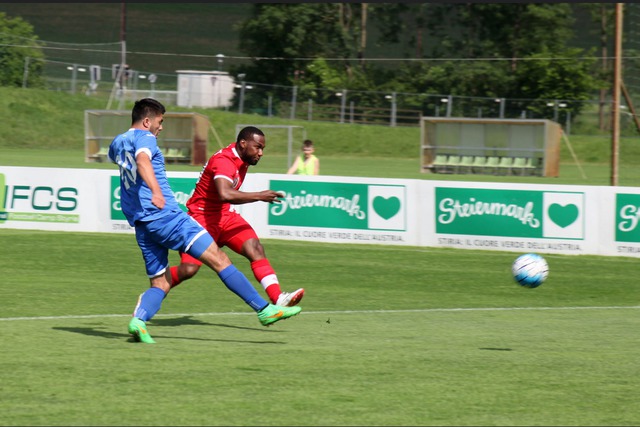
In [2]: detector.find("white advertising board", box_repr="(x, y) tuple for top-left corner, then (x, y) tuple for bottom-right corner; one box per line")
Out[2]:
(239, 174), (420, 246)
(2, 166), (640, 258)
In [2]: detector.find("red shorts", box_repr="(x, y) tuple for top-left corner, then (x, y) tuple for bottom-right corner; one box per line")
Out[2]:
(180, 210), (258, 265)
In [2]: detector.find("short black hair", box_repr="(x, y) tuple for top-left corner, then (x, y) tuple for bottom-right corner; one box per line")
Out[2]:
(131, 98), (166, 125)
(237, 126), (264, 142)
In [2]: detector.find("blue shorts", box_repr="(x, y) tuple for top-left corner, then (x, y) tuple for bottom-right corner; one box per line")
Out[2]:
(135, 210), (214, 277)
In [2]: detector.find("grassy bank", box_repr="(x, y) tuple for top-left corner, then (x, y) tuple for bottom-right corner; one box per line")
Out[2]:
(1, 86), (639, 186)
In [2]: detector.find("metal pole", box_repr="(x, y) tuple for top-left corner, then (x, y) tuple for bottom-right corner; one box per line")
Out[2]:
(287, 126), (293, 169)
(350, 101), (355, 124)
(268, 95), (272, 117)
(71, 64), (77, 94)
(290, 85), (298, 120)
(499, 97), (506, 118)
(238, 81), (246, 114)
(106, 59), (126, 110)
(611, 2), (623, 186)
(210, 76), (217, 107)
(553, 99), (559, 122)
(340, 89), (347, 123)
(390, 91), (397, 127)
(446, 95), (452, 117)
(22, 56), (30, 88)
(120, 2), (127, 71)
(308, 99), (313, 121)
(119, 1), (127, 100)
(216, 54), (224, 72)
(217, 76), (222, 108)
(187, 76), (193, 108)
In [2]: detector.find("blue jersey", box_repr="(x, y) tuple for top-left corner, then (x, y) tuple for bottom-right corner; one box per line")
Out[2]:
(108, 128), (181, 226)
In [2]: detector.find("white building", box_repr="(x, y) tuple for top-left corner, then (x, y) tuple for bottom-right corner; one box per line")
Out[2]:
(176, 70), (235, 108)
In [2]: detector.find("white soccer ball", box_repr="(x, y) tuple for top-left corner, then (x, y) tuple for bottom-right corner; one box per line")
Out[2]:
(512, 253), (548, 288)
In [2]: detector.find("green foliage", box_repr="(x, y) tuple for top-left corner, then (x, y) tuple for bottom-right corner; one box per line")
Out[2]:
(369, 3), (575, 60)
(238, 4), (360, 85)
(480, 4), (574, 56)
(514, 47), (598, 117)
(304, 59), (342, 89)
(0, 12), (44, 87)
(295, 58), (391, 106)
(0, 4), (613, 121)
(368, 4), (410, 44)
(380, 4), (596, 118)
(390, 60), (514, 116)
(235, 4), (601, 120)
(0, 3), (253, 74)
(291, 58), (346, 103)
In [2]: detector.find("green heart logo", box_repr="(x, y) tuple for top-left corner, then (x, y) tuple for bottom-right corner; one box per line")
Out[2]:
(548, 203), (579, 228)
(373, 196), (401, 220)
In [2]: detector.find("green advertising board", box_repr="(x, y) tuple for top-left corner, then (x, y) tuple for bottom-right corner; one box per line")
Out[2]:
(268, 180), (406, 231)
(616, 193), (640, 243)
(435, 187), (584, 239)
(110, 176), (197, 220)
(0, 173), (79, 224)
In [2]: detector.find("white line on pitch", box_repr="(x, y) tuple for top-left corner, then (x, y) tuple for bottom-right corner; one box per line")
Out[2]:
(0, 305), (638, 322)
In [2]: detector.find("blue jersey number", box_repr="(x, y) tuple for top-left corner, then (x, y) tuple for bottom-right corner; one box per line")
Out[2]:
(116, 151), (138, 190)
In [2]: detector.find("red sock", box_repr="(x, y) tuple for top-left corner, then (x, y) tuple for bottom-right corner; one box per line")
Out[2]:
(251, 259), (281, 304)
(169, 266), (181, 288)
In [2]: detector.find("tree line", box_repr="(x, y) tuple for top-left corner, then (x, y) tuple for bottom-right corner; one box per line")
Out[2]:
(0, 4), (626, 123)
(235, 3), (620, 121)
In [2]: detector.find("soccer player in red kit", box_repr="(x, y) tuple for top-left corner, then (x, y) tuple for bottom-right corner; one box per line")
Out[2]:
(168, 126), (304, 307)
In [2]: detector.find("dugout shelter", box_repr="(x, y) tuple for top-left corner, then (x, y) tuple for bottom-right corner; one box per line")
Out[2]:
(420, 117), (562, 177)
(84, 110), (209, 165)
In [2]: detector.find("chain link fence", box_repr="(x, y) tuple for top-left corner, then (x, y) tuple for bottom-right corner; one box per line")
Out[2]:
(22, 57), (640, 137)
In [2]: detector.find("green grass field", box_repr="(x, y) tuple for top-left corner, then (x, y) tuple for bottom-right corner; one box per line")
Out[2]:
(0, 229), (639, 426)
(2, 86), (640, 425)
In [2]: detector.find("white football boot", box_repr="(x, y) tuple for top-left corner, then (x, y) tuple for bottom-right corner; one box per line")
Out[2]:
(276, 288), (305, 307)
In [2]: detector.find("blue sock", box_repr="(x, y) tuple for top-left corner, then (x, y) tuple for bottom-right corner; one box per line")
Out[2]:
(218, 265), (269, 312)
(133, 287), (166, 321)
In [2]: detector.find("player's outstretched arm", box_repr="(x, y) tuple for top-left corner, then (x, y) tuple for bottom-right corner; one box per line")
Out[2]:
(215, 178), (283, 205)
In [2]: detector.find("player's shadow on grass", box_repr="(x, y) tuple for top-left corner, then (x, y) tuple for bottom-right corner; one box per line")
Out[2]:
(150, 315), (282, 333)
(52, 323), (287, 345)
(52, 326), (129, 340)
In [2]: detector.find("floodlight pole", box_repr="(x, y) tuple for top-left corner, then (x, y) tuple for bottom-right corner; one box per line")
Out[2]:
(611, 3), (623, 186)
(118, 1), (127, 110)
(106, 2), (128, 110)
(120, 2), (127, 71)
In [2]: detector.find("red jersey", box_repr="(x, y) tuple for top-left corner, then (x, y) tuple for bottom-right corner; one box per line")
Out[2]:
(186, 143), (249, 214)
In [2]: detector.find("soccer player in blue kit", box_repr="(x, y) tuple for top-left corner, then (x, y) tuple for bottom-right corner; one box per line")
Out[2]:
(108, 98), (301, 343)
